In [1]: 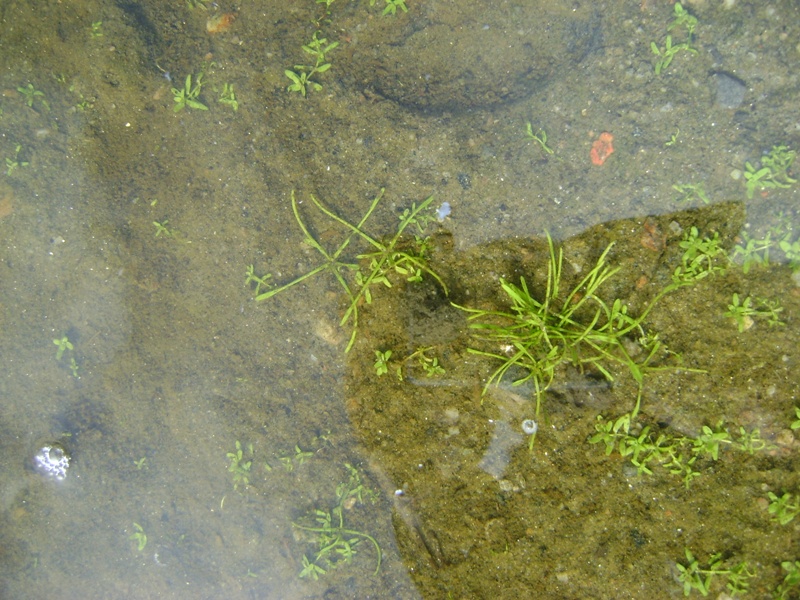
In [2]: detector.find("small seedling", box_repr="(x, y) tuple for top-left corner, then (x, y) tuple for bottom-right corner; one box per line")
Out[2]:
(675, 547), (753, 597)
(277, 444), (315, 472)
(731, 231), (774, 273)
(69, 357), (80, 378)
(285, 31), (339, 96)
(373, 350), (392, 376)
(767, 491), (800, 525)
(743, 163), (775, 199)
(17, 83), (49, 110)
(53, 336), (74, 361)
(153, 220), (173, 237)
(779, 237), (800, 272)
(406, 346), (445, 377)
(293, 463), (381, 579)
(733, 427), (768, 455)
(591, 415), (766, 487)
(5, 144), (29, 176)
(743, 146), (796, 198)
(673, 183), (709, 205)
(651, 35), (697, 75)
(691, 423), (730, 461)
(665, 128), (680, 147)
(762, 145), (797, 185)
(525, 122), (554, 154)
(218, 83), (238, 111)
(775, 561), (800, 600)
(382, 0), (408, 16)
(129, 523), (147, 552)
(300, 554), (327, 580)
(244, 265), (271, 295)
(668, 3), (698, 40)
(791, 406), (800, 430)
(724, 293), (784, 332)
(134, 457), (148, 470)
(172, 74), (208, 112)
(226, 440), (252, 491)
(293, 445), (314, 466)
(90, 21), (103, 38)
(671, 227), (729, 286)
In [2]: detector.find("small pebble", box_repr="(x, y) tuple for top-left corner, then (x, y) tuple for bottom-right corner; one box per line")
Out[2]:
(712, 72), (747, 109)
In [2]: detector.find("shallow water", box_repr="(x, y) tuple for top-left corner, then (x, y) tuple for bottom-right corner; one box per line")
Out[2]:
(1, 1), (798, 598)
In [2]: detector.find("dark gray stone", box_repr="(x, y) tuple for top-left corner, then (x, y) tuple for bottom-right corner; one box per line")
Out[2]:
(346, 2), (601, 112)
(712, 72), (747, 109)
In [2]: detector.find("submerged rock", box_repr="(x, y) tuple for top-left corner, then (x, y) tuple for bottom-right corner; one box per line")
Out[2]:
(712, 71), (747, 109)
(346, 2), (602, 112)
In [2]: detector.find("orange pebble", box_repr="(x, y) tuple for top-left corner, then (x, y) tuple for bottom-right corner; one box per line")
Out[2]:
(590, 132), (614, 166)
(207, 13), (236, 34)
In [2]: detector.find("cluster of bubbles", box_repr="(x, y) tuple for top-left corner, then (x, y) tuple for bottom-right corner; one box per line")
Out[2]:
(32, 443), (70, 481)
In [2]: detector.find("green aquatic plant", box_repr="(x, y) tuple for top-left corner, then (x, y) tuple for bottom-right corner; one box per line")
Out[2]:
(668, 3), (698, 41)
(672, 183), (709, 205)
(373, 350), (392, 376)
(675, 547), (753, 597)
(278, 444), (315, 472)
(761, 145), (797, 185)
(17, 83), (49, 110)
(218, 83), (238, 111)
(226, 440), (252, 491)
(664, 127), (680, 147)
(285, 31), (339, 96)
(374, 346), (445, 379)
(731, 231), (775, 273)
(53, 336), (74, 361)
(129, 522), (148, 552)
(671, 226), (729, 286)
(779, 237), (800, 272)
(775, 561), (800, 600)
(651, 4), (698, 76)
(525, 122), (554, 154)
(254, 189), (446, 352)
(172, 74), (208, 112)
(651, 35), (697, 75)
(675, 548), (755, 596)
(767, 491), (800, 525)
(5, 144), (29, 176)
(456, 234), (683, 418)
(743, 146), (796, 198)
(153, 220), (174, 237)
(724, 293), (784, 332)
(244, 265), (271, 295)
(293, 463), (381, 579)
(590, 414), (768, 487)
(791, 406), (800, 430)
(370, 0), (407, 15)
(382, 0), (408, 16)
(409, 346), (445, 377)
